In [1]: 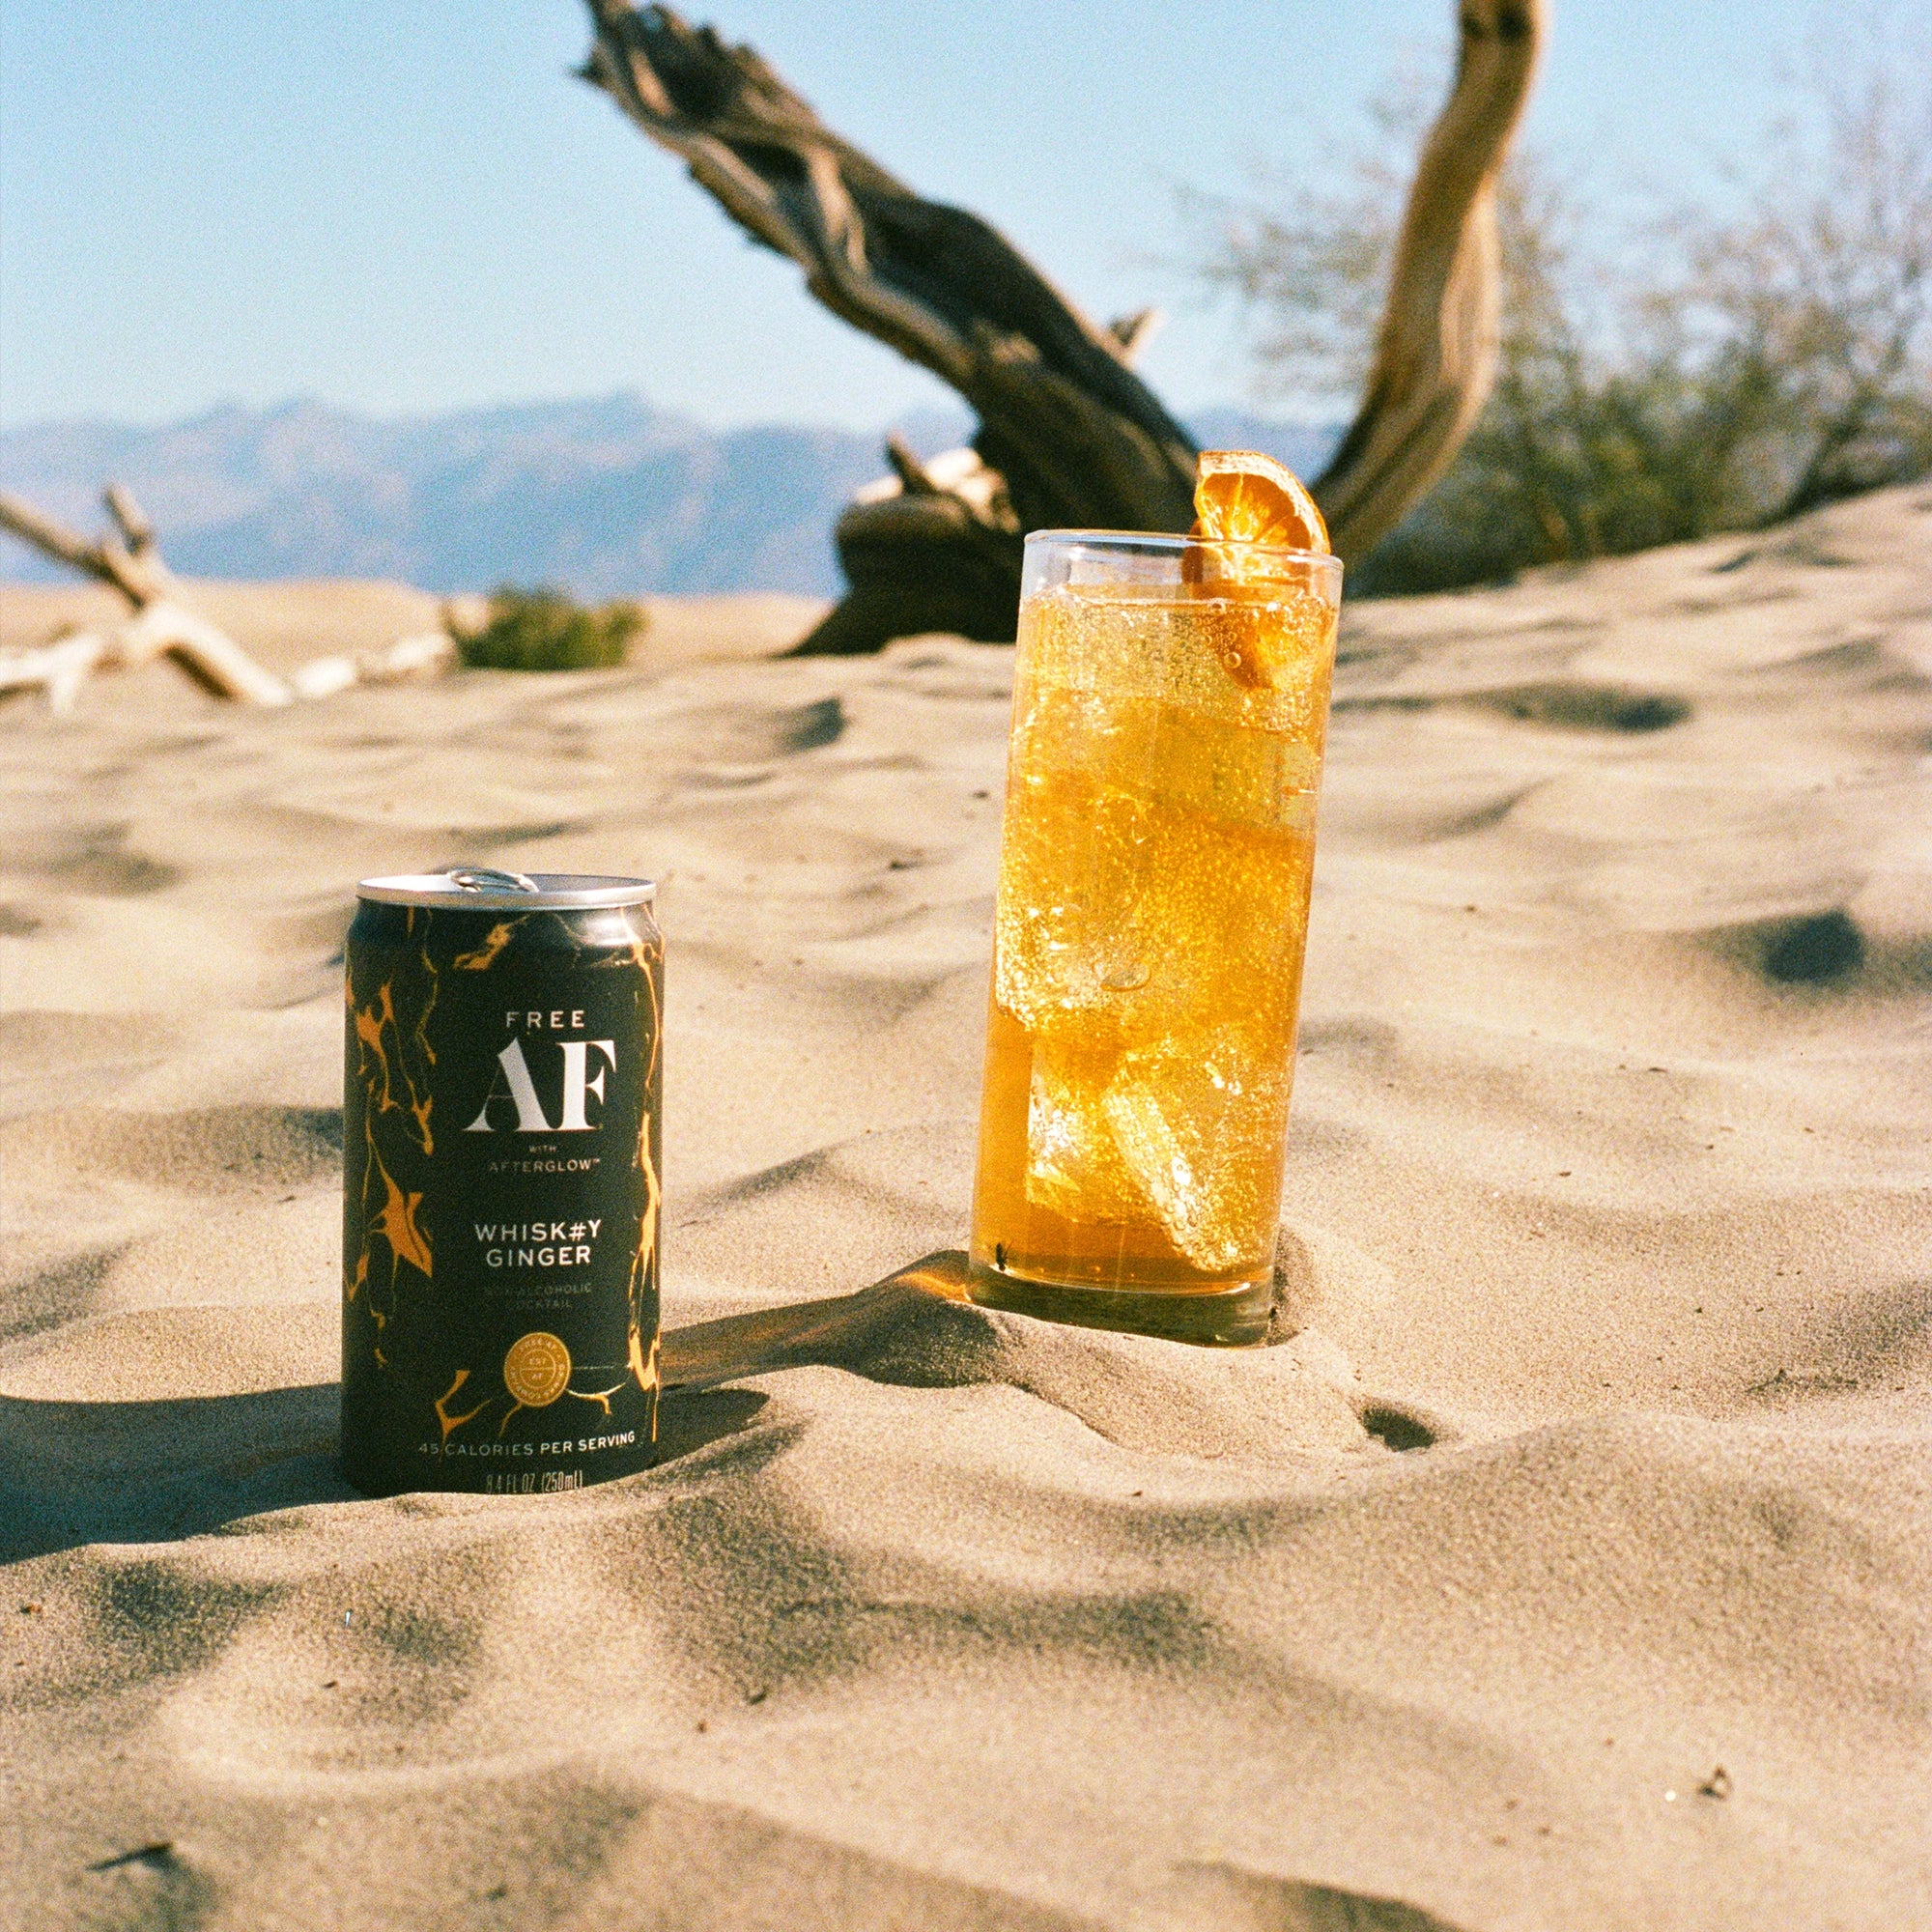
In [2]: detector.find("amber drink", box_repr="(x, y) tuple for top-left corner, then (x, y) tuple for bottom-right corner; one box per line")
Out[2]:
(969, 528), (1341, 1344)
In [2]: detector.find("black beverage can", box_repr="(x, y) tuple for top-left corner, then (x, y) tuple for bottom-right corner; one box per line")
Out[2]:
(341, 868), (663, 1496)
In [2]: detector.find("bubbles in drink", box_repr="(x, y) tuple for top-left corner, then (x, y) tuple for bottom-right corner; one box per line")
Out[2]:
(978, 582), (1336, 1291)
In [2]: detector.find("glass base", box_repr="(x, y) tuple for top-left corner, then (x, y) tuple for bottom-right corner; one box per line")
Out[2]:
(964, 1263), (1271, 1348)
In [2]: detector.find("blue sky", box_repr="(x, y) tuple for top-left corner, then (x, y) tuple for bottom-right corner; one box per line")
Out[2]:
(0, 1), (1826, 433)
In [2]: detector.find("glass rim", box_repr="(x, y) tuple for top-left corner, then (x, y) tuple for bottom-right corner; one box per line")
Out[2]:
(1023, 527), (1339, 569)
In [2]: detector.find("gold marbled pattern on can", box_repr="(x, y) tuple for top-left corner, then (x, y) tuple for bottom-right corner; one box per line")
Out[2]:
(342, 895), (662, 1496)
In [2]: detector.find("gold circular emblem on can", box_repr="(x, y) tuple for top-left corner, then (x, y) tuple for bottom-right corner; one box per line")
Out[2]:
(503, 1331), (571, 1408)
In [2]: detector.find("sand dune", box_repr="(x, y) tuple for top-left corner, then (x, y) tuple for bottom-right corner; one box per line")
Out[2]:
(2, 488), (1929, 1929)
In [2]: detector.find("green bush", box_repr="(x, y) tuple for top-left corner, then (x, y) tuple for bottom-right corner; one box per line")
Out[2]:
(448, 585), (644, 671)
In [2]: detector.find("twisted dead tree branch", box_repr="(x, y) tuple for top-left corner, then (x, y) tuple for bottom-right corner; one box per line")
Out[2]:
(0, 487), (453, 712)
(581, 1), (1196, 652)
(582, 0), (1543, 650)
(1317, 1), (1544, 558)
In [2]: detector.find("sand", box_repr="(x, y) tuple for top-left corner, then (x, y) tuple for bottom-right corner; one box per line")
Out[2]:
(1, 489), (1929, 1930)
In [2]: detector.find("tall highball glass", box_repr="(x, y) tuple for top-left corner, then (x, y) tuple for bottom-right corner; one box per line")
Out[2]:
(968, 529), (1342, 1345)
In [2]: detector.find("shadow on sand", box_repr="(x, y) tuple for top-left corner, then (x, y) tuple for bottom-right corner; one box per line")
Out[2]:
(0, 1259), (981, 1565)
(0, 1378), (771, 1565)
(3, 1248), (1419, 1565)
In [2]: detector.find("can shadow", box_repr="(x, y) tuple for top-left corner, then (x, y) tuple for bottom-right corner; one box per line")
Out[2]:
(0, 1381), (770, 1565)
(0, 1254), (993, 1560)
(0, 1383), (348, 1564)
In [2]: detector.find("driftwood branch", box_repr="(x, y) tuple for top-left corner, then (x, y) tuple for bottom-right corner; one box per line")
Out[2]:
(1107, 307), (1165, 363)
(0, 490), (169, 608)
(102, 483), (157, 559)
(0, 488), (292, 707)
(0, 486), (454, 713)
(288, 632), (457, 700)
(0, 631), (112, 713)
(118, 599), (299, 706)
(583, 0), (1544, 649)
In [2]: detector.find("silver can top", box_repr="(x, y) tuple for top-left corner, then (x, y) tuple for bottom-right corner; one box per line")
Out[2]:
(355, 868), (656, 910)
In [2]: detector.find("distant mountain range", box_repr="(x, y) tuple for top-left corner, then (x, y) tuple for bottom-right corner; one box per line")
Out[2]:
(0, 395), (1340, 600)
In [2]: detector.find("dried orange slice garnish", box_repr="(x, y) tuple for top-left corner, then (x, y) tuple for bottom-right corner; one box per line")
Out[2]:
(1183, 450), (1331, 691)
(1192, 448), (1329, 555)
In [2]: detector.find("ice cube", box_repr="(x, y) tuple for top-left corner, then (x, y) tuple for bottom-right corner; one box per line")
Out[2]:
(994, 763), (1153, 1032)
(1085, 813), (1309, 1058)
(1023, 1037), (1132, 1217)
(1099, 1026), (1290, 1274)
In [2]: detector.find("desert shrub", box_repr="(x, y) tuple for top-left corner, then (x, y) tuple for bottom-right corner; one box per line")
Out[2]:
(1189, 28), (1932, 595)
(448, 585), (644, 671)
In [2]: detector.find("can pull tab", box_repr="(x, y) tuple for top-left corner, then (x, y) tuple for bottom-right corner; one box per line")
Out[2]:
(448, 867), (539, 894)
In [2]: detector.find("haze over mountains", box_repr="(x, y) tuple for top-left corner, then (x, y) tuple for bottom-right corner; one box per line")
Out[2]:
(0, 396), (1338, 600)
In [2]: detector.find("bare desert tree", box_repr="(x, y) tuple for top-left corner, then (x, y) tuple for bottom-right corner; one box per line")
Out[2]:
(1196, 23), (1932, 593)
(582, 0), (1544, 650)
(1185, 78), (1459, 420)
